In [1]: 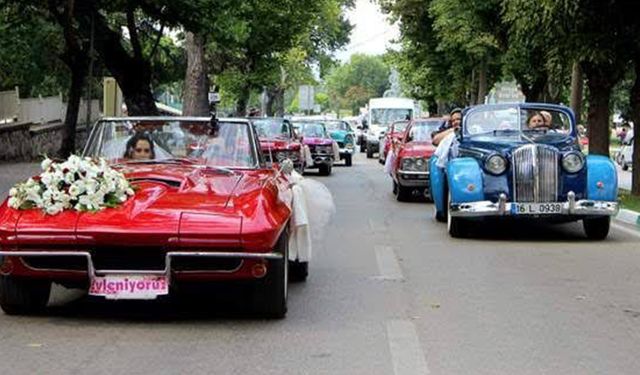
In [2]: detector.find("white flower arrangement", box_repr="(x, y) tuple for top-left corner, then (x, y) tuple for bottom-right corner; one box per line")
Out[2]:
(8, 155), (135, 215)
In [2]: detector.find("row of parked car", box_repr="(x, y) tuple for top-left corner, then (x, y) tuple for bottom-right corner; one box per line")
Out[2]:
(251, 117), (356, 176)
(373, 103), (620, 241)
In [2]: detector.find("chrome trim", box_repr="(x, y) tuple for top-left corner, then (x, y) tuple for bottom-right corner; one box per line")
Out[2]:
(450, 191), (619, 217)
(0, 251), (283, 285)
(512, 144), (558, 203)
(398, 170), (429, 175)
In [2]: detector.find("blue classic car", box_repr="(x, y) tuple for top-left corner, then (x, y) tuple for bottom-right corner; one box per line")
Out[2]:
(430, 103), (619, 239)
(323, 120), (355, 166)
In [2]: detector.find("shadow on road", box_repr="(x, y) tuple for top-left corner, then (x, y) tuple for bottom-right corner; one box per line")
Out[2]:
(38, 283), (306, 322)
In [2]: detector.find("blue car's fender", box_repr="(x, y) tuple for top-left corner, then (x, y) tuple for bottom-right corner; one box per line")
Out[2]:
(430, 157), (446, 215)
(446, 157), (485, 203)
(586, 155), (618, 201)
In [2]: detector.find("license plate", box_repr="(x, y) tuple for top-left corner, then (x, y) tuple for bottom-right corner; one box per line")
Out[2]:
(512, 202), (563, 215)
(89, 275), (169, 300)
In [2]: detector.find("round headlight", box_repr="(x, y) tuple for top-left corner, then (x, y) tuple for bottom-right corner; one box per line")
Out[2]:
(402, 158), (414, 170)
(288, 152), (299, 161)
(562, 152), (584, 173)
(415, 158), (427, 171)
(485, 154), (507, 175)
(276, 152), (286, 161)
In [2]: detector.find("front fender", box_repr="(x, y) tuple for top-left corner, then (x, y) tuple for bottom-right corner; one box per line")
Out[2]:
(430, 157), (446, 214)
(586, 155), (618, 201)
(446, 157), (484, 203)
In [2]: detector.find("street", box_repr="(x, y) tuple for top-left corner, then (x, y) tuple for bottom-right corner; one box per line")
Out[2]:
(1, 154), (640, 374)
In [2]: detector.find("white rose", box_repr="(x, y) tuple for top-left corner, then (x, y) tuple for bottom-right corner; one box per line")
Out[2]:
(45, 203), (63, 215)
(9, 187), (18, 197)
(41, 158), (53, 171)
(8, 196), (20, 208)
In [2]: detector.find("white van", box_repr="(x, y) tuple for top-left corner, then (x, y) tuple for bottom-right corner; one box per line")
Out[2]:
(363, 97), (420, 158)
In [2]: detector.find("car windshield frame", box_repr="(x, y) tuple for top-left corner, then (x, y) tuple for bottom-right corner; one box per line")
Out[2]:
(462, 104), (576, 141)
(370, 108), (413, 127)
(323, 120), (350, 132)
(294, 122), (329, 138)
(407, 119), (443, 142)
(82, 116), (261, 170)
(252, 118), (293, 140)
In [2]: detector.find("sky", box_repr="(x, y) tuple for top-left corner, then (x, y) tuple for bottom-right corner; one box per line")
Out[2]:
(335, 0), (400, 62)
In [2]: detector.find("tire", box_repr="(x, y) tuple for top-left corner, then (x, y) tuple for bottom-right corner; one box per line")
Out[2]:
(289, 261), (308, 282)
(252, 229), (289, 318)
(366, 147), (374, 159)
(447, 189), (466, 238)
(345, 154), (352, 167)
(396, 184), (412, 202)
(583, 216), (611, 240)
(360, 141), (366, 153)
(0, 276), (51, 315)
(435, 184), (448, 222)
(622, 161), (629, 171)
(319, 164), (332, 176)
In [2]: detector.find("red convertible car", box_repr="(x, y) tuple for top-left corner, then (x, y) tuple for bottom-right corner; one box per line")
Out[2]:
(252, 117), (307, 173)
(390, 118), (443, 201)
(0, 117), (297, 318)
(379, 120), (409, 164)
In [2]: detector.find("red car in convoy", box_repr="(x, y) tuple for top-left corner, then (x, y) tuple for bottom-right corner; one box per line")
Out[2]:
(390, 118), (444, 201)
(0, 117), (300, 318)
(253, 117), (306, 173)
(379, 120), (410, 164)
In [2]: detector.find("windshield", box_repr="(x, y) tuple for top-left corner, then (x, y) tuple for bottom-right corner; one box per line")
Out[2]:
(83, 119), (258, 168)
(324, 121), (350, 131)
(370, 108), (412, 127)
(391, 121), (409, 133)
(465, 106), (572, 140)
(408, 120), (443, 142)
(296, 122), (327, 138)
(253, 119), (291, 139)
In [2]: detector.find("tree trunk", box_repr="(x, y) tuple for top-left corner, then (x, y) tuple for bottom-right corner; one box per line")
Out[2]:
(89, 10), (158, 115)
(469, 69), (477, 106)
(477, 63), (487, 105)
(235, 84), (251, 116)
(570, 62), (584, 124)
(60, 61), (87, 157)
(517, 75), (546, 102)
(182, 32), (209, 116)
(584, 65), (615, 157)
(629, 59), (640, 195)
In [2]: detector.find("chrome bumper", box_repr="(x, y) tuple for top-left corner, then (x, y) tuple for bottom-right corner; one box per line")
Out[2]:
(339, 147), (354, 155)
(398, 170), (430, 188)
(0, 250), (282, 282)
(450, 192), (619, 218)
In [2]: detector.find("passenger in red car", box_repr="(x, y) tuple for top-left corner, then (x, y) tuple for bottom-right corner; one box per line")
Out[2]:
(124, 133), (156, 160)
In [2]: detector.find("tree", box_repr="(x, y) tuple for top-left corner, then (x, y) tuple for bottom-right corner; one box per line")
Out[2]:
(325, 54), (390, 114)
(183, 32), (208, 116)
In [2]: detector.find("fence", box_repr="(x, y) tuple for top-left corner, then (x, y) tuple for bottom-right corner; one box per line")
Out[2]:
(0, 89), (101, 126)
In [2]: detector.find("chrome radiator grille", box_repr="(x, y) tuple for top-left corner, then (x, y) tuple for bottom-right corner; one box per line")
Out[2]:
(512, 144), (558, 202)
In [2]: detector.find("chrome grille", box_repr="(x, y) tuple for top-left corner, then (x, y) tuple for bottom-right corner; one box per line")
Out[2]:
(512, 144), (558, 202)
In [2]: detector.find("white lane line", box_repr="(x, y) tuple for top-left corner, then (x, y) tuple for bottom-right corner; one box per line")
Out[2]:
(611, 222), (640, 238)
(386, 320), (430, 375)
(374, 246), (404, 280)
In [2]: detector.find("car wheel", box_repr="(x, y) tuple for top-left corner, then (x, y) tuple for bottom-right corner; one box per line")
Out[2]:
(252, 228), (288, 318)
(447, 189), (466, 238)
(345, 154), (352, 167)
(583, 216), (611, 240)
(360, 141), (366, 153)
(0, 276), (51, 315)
(288, 260), (308, 282)
(319, 164), (332, 176)
(396, 184), (411, 202)
(622, 157), (629, 171)
(366, 147), (374, 159)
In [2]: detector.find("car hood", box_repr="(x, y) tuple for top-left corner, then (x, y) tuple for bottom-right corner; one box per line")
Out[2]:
(8, 165), (266, 247)
(260, 138), (297, 151)
(303, 137), (333, 146)
(398, 141), (436, 158)
(461, 134), (579, 157)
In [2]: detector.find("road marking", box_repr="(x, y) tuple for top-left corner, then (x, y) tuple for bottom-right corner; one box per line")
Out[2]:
(611, 222), (640, 238)
(374, 246), (404, 280)
(386, 320), (430, 375)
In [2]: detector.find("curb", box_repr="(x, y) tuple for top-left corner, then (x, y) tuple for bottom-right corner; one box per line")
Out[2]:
(615, 208), (640, 227)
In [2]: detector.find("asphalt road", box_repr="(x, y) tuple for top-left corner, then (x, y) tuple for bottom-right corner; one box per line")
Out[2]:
(1, 155), (640, 374)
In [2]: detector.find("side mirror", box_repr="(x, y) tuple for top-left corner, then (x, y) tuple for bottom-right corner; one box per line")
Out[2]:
(280, 159), (294, 175)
